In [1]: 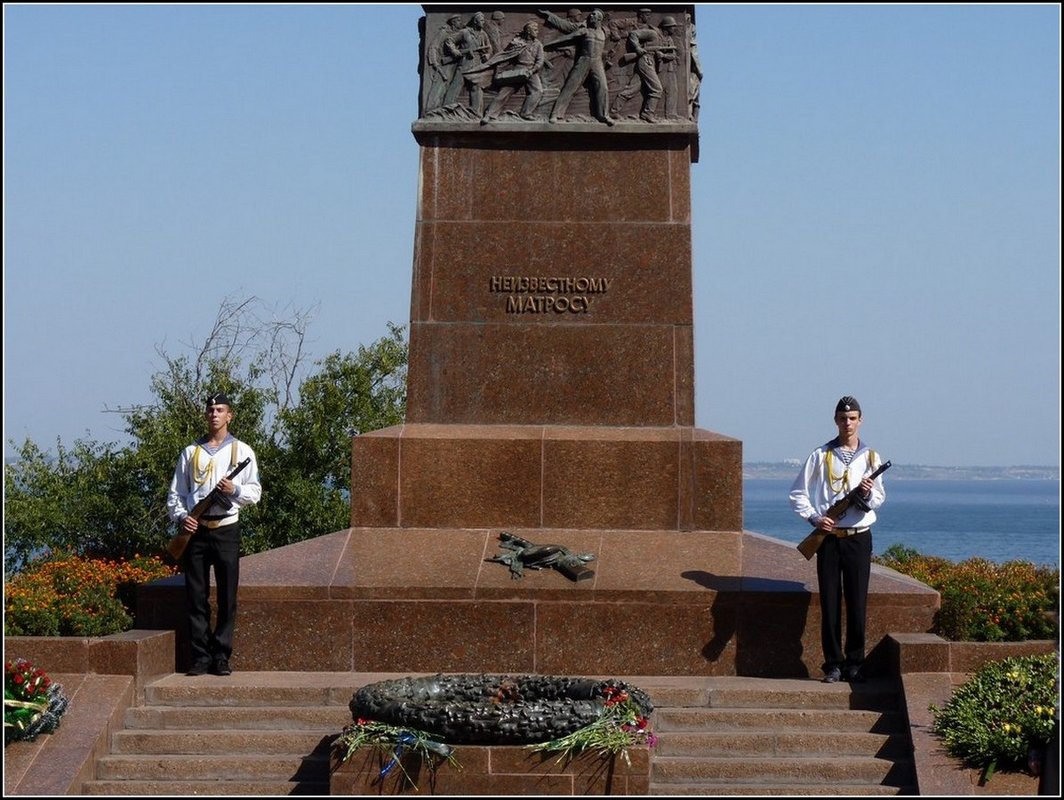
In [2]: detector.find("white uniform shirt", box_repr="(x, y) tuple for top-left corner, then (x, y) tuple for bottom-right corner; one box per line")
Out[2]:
(789, 440), (886, 529)
(166, 435), (261, 524)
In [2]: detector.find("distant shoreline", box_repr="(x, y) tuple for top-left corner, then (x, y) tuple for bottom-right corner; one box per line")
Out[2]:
(743, 463), (1060, 481)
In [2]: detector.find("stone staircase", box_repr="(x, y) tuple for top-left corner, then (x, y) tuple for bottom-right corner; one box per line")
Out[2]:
(80, 672), (915, 796)
(82, 672), (369, 795)
(647, 676), (916, 795)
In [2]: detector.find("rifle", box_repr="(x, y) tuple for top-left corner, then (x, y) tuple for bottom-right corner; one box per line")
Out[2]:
(618, 44), (676, 66)
(797, 460), (892, 560)
(166, 457), (251, 561)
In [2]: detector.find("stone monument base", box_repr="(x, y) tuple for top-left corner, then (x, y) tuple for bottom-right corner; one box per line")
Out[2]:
(330, 742), (650, 795)
(136, 528), (938, 678)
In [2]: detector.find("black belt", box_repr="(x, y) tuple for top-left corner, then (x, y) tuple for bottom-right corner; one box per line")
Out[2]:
(831, 527), (870, 537)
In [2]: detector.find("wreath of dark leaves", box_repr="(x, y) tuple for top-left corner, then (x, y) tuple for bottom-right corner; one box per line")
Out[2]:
(350, 673), (654, 746)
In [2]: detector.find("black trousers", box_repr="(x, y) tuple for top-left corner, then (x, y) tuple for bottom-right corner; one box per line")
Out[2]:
(816, 528), (872, 672)
(183, 521), (240, 665)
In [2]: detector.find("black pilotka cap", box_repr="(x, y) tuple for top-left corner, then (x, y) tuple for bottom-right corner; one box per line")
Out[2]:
(206, 391), (231, 408)
(835, 396), (861, 415)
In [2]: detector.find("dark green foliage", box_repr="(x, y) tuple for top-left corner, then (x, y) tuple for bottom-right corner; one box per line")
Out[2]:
(4, 299), (407, 571)
(931, 654), (1059, 780)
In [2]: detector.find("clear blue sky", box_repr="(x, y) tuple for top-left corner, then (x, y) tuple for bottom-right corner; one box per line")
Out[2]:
(4, 4), (1060, 467)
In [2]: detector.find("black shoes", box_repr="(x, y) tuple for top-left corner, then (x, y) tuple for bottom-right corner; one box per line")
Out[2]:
(188, 657), (231, 675)
(210, 657), (232, 676)
(824, 665), (866, 684)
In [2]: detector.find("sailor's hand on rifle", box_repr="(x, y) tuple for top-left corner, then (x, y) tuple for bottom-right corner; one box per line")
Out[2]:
(182, 515), (199, 533)
(859, 476), (874, 496)
(217, 477), (235, 496)
(813, 515), (836, 532)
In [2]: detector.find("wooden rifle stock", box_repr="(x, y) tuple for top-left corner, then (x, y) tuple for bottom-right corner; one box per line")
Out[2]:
(166, 457), (251, 561)
(796, 460), (892, 560)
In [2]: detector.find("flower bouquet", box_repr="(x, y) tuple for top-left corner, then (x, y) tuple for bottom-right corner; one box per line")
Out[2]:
(5, 657), (69, 746)
(527, 684), (657, 766)
(335, 717), (461, 789)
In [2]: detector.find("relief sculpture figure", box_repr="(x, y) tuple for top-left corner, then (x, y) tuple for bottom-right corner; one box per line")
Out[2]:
(480, 21), (547, 123)
(542, 8), (585, 92)
(656, 16), (681, 119)
(443, 11), (494, 115)
(609, 7), (655, 118)
(540, 8), (615, 126)
(610, 7), (673, 122)
(486, 10), (507, 54)
(423, 13), (464, 113)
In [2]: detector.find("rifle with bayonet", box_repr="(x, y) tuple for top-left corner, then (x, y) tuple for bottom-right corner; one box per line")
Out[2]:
(797, 460), (892, 560)
(166, 457), (251, 561)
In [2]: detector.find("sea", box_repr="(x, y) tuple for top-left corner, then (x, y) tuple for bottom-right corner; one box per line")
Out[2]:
(744, 479), (1060, 568)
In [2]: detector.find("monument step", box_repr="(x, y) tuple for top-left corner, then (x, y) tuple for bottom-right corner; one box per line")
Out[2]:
(653, 730), (910, 759)
(646, 675), (914, 795)
(86, 672), (915, 796)
(93, 752), (330, 782)
(654, 706), (906, 733)
(650, 782), (908, 796)
(651, 754), (911, 785)
(125, 704), (353, 730)
(109, 728), (336, 756)
(83, 778), (328, 796)
(142, 670), (384, 707)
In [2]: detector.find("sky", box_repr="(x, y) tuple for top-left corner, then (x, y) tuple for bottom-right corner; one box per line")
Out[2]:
(3, 3), (1060, 468)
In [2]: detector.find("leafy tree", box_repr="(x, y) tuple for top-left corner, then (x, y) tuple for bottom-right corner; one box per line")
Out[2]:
(4, 297), (407, 573)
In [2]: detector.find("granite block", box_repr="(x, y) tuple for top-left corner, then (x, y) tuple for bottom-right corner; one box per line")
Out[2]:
(336, 527), (489, 600)
(417, 138), (691, 224)
(406, 321), (687, 426)
(351, 600), (537, 673)
(332, 741), (650, 796)
(350, 431), (400, 527)
(341, 425), (742, 532)
(87, 629), (174, 703)
(411, 220), (692, 325)
(407, 140), (697, 430)
(3, 636), (90, 674)
(534, 600), (736, 676)
(542, 432), (681, 529)
(399, 429), (543, 527)
(234, 599), (355, 671)
(591, 530), (743, 599)
(949, 640), (1058, 673)
(890, 633), (953, 674)
(682, 430), (743, 531)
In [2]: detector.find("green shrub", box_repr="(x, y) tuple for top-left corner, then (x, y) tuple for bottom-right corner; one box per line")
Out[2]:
(4, 552), (174, 637)
(874, 545), (1059, 642)
(931, 654), (1059, 781)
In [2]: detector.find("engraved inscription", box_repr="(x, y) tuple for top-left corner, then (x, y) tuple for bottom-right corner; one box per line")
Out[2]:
(490, 275), (612, 314)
